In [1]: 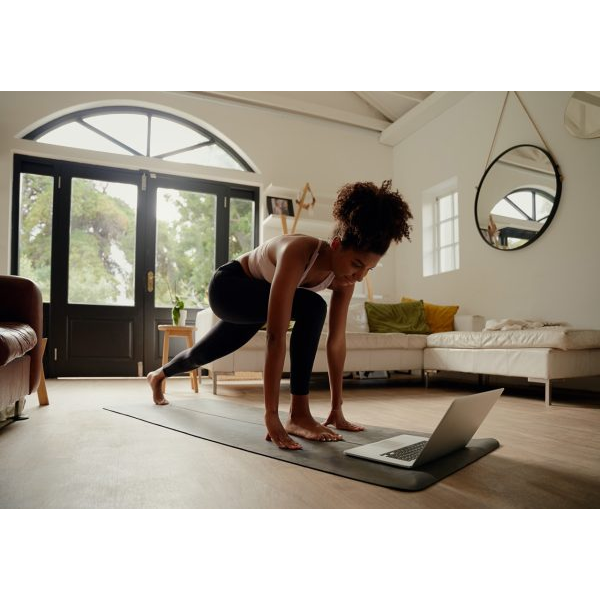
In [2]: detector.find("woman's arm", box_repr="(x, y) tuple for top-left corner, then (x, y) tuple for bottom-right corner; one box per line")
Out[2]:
(326, 284), (353, 410)
(263, 238), (316, 448)
(324, 282), (366, 431)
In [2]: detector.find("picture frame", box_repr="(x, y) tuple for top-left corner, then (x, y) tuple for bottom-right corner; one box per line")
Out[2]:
(266, 196), (295, 216)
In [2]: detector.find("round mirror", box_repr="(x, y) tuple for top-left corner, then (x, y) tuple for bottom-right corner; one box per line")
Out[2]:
(475, 144), (562, 251)
(564, 91), (600, 138)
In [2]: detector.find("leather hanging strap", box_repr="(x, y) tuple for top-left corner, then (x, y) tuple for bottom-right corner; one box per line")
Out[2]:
(485, 92), (509, 169)
(485, 91), (557, 170)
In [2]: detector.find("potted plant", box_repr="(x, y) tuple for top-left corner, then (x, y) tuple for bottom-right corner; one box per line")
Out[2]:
(172, 295), (187, 326)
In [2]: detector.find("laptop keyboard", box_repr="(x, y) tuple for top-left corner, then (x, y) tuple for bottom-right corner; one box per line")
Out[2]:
(381, 440), (427, 461)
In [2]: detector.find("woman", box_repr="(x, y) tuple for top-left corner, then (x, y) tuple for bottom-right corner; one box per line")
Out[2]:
(147, 180), (412, 450)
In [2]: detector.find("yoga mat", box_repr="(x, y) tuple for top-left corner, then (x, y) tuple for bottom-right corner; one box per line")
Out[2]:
(104, 398), (499, 492)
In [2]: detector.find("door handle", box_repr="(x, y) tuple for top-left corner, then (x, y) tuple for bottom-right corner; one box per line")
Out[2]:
(146, 270), (154, 293)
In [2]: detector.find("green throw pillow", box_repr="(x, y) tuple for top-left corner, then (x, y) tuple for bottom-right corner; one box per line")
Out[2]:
(364, 300), (430, 334)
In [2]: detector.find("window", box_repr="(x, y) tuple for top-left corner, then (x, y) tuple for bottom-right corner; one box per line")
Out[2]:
(488, 187), (554, 249)
(434, 192), (459, 273)
(423, 180), (459, 276)
(17, 172), (54, 302)
(24, 107), (253, 172)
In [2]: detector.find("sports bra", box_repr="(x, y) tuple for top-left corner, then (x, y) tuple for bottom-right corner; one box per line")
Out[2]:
(241, 239), (335, 292)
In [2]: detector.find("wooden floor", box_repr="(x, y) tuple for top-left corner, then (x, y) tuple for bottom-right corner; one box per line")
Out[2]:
(1, 376), (599, 508)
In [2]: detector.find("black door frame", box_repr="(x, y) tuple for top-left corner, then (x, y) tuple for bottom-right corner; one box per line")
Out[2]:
(11, 154), (259, 377)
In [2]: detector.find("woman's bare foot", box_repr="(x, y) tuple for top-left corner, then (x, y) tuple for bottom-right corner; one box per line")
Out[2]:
(265, 413), (302, 450)
(285, 415), (343, 442)
(287, 394), (343, 442)
(323, 408), (365, 431)
(147, 369), (168, 405)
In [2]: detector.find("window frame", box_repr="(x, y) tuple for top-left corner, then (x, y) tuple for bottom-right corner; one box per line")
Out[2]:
(422, 178), (460, 277)
(434, 191), (460, 274)
(23, 106), (254, 173)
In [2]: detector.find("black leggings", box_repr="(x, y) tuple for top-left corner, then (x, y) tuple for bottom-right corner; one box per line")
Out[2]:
(162, 260), (327, 395)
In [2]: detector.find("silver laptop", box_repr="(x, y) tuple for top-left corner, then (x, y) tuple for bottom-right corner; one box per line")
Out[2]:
(344, 389), (503, 469)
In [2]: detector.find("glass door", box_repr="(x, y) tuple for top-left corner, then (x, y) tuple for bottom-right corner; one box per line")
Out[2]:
(12, 155), (258, 377)
(142, 174), (258, 372)
(51, 164), (145, 376)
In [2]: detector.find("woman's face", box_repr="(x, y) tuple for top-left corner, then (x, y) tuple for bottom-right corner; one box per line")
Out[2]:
(330, 239), (382, 286)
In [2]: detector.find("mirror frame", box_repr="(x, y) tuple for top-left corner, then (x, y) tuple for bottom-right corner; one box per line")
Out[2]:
(474, 144), (562, 251)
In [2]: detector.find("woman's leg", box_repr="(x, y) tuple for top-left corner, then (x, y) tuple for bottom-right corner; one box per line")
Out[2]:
(284, 289), (341, 441)
(148, 261), (270, 404)
(288, 289), (327, 395)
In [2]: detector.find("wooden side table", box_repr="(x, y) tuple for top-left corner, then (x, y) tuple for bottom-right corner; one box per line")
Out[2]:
(158, 325), (199, 393)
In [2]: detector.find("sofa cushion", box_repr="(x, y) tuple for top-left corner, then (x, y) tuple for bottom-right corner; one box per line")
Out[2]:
(243, 330), (428, 351)
(426, 328), (600, 351)
(0, 322), (38, 367)
(0, 356), (30, 418)
(365, 300), (430, 334)
(402, 297), (459, 333)
(344, 332), (428, 350)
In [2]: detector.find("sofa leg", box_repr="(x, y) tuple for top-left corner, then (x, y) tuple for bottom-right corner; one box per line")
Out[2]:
(11, 397), (28, 421)
(424, 369), (437, 388)
(528, 378), (552, 406)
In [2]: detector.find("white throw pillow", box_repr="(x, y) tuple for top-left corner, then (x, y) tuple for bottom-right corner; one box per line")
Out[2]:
(318, 292), (368, 333)
(346, 301), (369, 333)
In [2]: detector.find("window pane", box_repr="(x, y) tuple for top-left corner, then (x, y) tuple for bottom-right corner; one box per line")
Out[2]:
(229, 198), (255, 259)
(491, 199), (526, 220)
(164, 144), (244, 170)
(68, 179), (138, 305)
(18, 173), (54, 302)
(508, 191), (533, 219)
(535, 195), (554, 220)
(437, 194), (454, 220)
(155, 188), (216, 309)
(84, 113), (148, 155)
(439, 220), (454, 246)
(38, 122), (133, 155)
(439, 246), (455, 273)
(150, 117), (209, 157)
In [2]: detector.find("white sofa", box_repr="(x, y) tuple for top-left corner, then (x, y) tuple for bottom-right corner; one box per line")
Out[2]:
(195, 308), (473, 393)
(424, 327), (600, 406)
(195, 307), (600, 406)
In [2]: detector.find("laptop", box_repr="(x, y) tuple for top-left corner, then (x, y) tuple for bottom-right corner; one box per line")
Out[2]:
(344, 389), (503, 469)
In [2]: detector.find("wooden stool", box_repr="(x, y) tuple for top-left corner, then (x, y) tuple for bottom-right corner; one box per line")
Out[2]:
(158, 325), (199, 393)
(37, 337), (49, 406)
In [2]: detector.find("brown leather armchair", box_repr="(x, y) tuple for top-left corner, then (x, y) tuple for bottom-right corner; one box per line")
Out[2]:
(0, 275), (43, 425)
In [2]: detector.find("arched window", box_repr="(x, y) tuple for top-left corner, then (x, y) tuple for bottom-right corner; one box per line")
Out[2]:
(24, 106), (253, 172)
(491, 187), (554, 224)
(491, 187), (555, 248)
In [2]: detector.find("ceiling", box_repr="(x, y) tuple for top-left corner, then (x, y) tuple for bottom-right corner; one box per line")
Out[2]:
(190, 91), (434, 132)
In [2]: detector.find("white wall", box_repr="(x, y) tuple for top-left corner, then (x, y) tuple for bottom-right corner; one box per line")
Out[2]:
(392, 91), (600, 329)
(0, 91), (394, 296)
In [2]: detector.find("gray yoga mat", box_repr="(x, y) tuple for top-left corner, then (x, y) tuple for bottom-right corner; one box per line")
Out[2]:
(104, 398), (499, 492)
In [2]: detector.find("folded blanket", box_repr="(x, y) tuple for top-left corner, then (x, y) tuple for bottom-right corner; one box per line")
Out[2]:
(484, 318), (568, 331)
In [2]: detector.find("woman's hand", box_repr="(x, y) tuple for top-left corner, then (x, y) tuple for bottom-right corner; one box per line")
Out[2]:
(323, 407), (365, 432)
(265, 413), (302, 450)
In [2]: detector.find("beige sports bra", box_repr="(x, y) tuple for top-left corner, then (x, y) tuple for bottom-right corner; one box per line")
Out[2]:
(241, 239), (335, 292)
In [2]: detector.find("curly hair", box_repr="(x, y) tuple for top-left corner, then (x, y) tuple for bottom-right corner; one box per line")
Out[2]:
(332, 180), (412, 255)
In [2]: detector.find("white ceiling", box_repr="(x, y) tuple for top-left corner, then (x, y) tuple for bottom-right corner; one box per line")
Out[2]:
(191, 91), (434, 132)
(186, 91), (472, 146)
